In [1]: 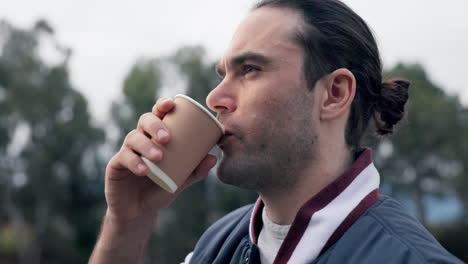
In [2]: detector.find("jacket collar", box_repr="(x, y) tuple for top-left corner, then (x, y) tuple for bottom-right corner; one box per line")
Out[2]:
(249, 148), (380, 263)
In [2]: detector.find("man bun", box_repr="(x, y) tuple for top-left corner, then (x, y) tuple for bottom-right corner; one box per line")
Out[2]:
(373, 79), (410, 136)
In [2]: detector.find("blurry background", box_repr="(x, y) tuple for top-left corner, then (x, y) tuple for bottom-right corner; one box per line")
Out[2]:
(0, 0), (467, 263)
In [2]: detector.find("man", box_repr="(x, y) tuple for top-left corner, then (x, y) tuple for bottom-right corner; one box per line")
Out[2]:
(90, 0), (462, 263)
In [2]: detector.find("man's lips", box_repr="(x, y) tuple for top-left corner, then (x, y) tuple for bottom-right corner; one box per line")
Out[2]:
(217, 130), (233, 148)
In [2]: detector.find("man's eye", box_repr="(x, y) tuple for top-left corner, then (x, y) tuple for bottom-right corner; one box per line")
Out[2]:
(242, 65), (259, 75)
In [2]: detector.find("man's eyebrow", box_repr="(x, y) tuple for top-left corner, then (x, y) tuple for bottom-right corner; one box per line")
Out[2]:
(215, 52), (272, 76)
(230, 52), (272, 67)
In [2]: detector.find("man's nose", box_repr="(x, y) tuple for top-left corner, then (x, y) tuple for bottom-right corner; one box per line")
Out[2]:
(206, 82), (237, 114)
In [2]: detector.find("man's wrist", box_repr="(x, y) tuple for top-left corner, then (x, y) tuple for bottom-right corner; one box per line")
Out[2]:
(104, 209), (158, 231)
(100, 208), (157, 247)
(90, 209), (158, 263)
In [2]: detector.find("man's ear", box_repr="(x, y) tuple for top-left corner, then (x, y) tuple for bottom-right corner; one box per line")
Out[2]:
(319, 68), (356, 121)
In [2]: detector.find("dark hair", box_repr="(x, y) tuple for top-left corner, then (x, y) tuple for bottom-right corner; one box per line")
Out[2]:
(254, 0), (410, 149)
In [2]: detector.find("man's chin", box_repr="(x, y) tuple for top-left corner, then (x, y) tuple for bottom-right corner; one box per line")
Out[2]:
(215, 159), (239, 186)
(214, 159), (231, 183)
(215, 160), (258, 190)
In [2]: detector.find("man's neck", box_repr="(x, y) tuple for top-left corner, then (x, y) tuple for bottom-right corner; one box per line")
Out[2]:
(259, 147), (353, 225)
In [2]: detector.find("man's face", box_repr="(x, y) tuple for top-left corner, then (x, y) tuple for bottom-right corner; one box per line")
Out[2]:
(206, 7), (318, 193)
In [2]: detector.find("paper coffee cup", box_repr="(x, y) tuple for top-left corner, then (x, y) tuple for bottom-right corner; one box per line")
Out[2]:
(142, 94), (224, 193)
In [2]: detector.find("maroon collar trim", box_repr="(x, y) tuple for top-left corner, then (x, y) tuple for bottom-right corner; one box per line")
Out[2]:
(320, 189), (380, 255)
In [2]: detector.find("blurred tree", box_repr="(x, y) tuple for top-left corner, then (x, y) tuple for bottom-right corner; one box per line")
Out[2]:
(0, 20), (105, 263)
(371, 63), (468, 227)
(110, 58), (162, 145)
(171, 46), (218, 107)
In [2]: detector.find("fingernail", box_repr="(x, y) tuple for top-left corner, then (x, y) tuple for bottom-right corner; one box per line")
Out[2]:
(138, 163), (147, 173)
(149, 148), (160, 159)
(157, 129), (169, 141)
(158, 98), (169, 105)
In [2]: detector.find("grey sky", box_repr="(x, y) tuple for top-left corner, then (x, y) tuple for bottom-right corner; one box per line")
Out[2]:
(1, 0), (467, 122)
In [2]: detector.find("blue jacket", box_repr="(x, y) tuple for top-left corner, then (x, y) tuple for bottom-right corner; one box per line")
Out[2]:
(189, 149), (461, 264)
(190, 196), (462, 263)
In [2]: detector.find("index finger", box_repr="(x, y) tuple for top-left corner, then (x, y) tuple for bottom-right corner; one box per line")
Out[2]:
(152, 98), (176, 119)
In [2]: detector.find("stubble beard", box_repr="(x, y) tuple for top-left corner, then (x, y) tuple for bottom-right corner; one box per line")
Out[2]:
(216, 97), (317, 193)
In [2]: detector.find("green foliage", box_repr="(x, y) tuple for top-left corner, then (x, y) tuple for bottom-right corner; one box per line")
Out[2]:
(123, 59), (161, 116)
(0, 226), (17, 254)
(111, 58), (162, 146)
(0, 20), (105, 263)
(171, 46), (219, 108)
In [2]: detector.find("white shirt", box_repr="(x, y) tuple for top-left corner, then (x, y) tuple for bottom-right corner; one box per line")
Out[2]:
(257, 208), (291, 263)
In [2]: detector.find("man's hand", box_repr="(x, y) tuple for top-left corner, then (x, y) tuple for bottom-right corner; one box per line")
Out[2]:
(89, 98), (217, 263)
(105, 97), (217, 223)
